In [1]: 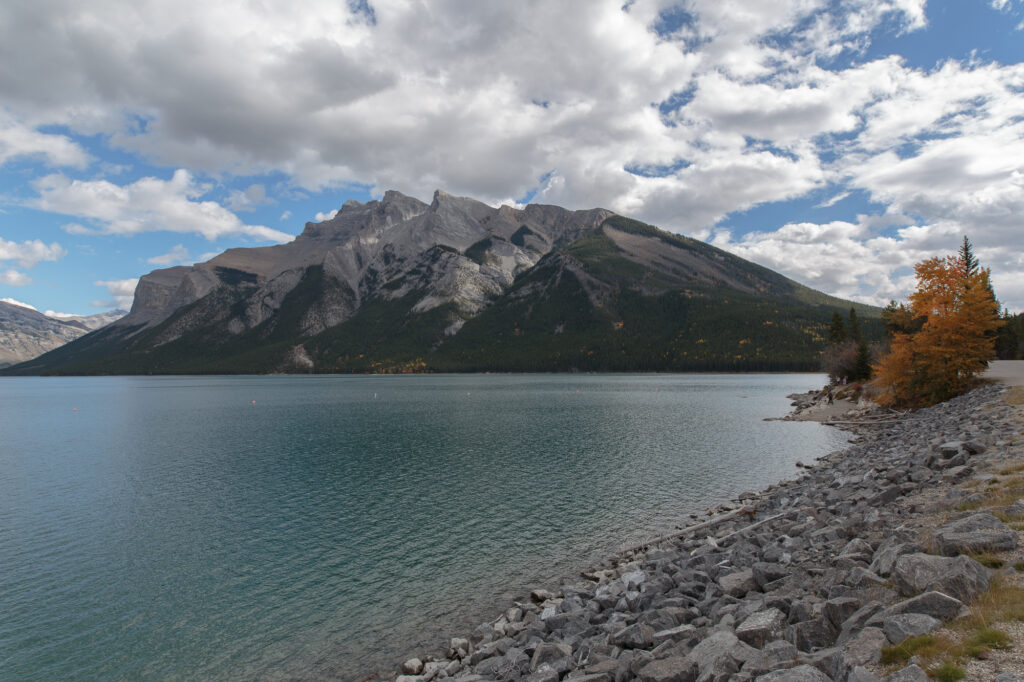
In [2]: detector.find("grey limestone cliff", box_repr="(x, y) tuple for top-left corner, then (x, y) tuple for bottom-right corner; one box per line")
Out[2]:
(119, 189), (612, 344)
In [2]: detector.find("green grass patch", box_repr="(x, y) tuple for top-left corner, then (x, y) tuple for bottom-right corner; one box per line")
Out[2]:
(930, 663), (966, 682)
(961, 577), (1024, 628)
(1014, 561), (1024, 572)
(881, 580), (1024, 674)
(963, 627), (1012, 658)
(971, 553), (1005, 569)
(881, 634), (939, 665)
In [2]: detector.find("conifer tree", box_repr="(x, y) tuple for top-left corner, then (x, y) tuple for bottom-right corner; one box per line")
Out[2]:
(848, 308), (862, 343)
(828, 311), (846, 344)
(958, 236), (979, 278)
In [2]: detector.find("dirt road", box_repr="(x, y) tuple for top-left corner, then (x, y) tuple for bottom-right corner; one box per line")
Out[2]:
(984, 360), (1024, 387)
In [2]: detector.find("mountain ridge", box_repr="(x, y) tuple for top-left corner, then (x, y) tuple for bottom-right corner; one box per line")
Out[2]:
(5, 190), (880, 375)
(0, 303), (126, 368)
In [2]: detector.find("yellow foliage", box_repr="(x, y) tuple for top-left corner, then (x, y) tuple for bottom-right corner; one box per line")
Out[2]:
(873, 252), (1002, 407)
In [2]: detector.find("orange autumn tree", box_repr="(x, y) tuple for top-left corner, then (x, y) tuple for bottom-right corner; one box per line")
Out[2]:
(873, 238), (1002, 407)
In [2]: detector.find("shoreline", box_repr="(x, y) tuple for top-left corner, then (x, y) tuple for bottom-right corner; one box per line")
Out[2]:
(382, 378), (1024, 681)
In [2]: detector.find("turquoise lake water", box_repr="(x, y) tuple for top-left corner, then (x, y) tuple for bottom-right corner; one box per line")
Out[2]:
(0, 374), (848, 680)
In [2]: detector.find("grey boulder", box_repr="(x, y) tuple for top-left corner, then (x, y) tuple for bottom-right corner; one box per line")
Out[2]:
(871, 591), (967, 624)
(530, 642), (573, 671)
(932, 513), (1018, 556)
(687, 629), (758, 680)
(881, 613), (942, 645)
(847, 666), (883, 682)
(636, 656), (699, 682)
(869, 538), (923, 578)
(842, 627), (888, 667)
(754, 664), (831, 681)
(891, 553), (990, 602)
(886, 663), (930, 681)
(736, 608), (787, 648)
(719, 569), (758, 598)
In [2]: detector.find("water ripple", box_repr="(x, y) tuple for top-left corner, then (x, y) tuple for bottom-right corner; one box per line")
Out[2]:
(0, 374), (846, 680)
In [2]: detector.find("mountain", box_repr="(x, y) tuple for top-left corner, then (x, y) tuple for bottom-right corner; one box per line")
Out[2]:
(0, 302), (125, 368)
(6, 190), (880, 375)
(46, 310), (127, 331)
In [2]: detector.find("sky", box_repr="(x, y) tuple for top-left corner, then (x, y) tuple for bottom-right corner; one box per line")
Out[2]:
(1, 0), (1022, 317)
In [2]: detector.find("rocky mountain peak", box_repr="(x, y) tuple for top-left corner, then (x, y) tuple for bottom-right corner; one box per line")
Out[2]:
(0, 301), (125, 367)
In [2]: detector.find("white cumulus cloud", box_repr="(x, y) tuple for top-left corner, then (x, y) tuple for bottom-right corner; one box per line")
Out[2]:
(0, 116), (91, 169)
(0, 237), (67, 268)
(1, 269), (32, 286)
(32, 170), (294, 243)
(0, 0), (1021, 308)
(93, 278), (139, 310)
(314, 209), (339, 222)
(147, 244), (192, 266)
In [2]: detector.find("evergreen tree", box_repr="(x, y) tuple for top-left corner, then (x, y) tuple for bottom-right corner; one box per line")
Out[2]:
(848, 308), (862, 343)
(852, 340), (872, 381)
(958, 236), (979, 278)
(882, 300), (923, 336)
(996, 309), (1024, 360)
(828, 311), (846, 344)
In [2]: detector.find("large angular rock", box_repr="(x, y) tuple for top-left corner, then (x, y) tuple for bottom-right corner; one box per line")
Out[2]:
(842, 627), (887, 667)
(401, 658), (424, 675)
(886, 664), (930, 681)
(933, 513), (1018, 556)
(799, 647), (846, 680)
(687, 629), (758, 680)
(636, 657), (698, 682)
(530, 642), (573, 672)
(610, 622), (655, 649)
(870, 591), (967, 624)
(793, 618), (839, 652)
(942, 465), (973, 482)
(881, 613), (942, 645)
(754, 664), (830, 681)
(736, 608), (787, 648)
(869, 538), (923, 577)
(719, 569), (757, 598)
(891, 553), (990, 602)
(839, 538), (875, 563)
(755, 639), (798, 670)
(526, 664), (561, 682)
(752, 562), (789, 589)
(824, 597), (861, 629)
(847, 666), (882, 682)
(653, 623), (698, 647)
(496, 648), (531, 678)
(837, 602), (886, 645)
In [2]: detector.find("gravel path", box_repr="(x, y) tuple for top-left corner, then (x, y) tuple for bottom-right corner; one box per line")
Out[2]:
(985, 361), (1024, 387)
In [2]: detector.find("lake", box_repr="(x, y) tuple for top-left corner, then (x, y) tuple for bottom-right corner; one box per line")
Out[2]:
(0, 374), (847, 680)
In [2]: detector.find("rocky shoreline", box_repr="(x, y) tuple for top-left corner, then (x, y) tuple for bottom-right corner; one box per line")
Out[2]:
(383, 382), (1024, 682)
